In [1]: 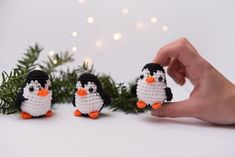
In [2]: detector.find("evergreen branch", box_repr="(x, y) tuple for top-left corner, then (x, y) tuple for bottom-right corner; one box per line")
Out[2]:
(52, 68), (79, 103)
(15, 43), (42, 71)
(77, 62), (95, 74)
(98, 75), (148, 113)
(0, 44), (147, 115)
(109, 83), (148, 114)
(98, 74), (119, 99)
(39, 51), (74, 74)
(0, 44), (42, 114)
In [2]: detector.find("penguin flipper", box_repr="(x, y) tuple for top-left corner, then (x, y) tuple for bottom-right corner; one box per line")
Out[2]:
(15, 92), (27, 111)
(100, 91), (111, 106)
(72, 95), (76, 107)
(130, 83), (137, 97)
(51, 95), (55, 106)
(165, 87), (173, 101)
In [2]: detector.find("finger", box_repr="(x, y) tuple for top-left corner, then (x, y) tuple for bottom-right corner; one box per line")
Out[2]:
(151, 99), (196, 118)
(167, 59), (186, 85)
(153, 53), (171, 66)
(153, 37), (199, 67)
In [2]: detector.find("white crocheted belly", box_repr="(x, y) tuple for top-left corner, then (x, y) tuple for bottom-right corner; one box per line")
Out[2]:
(137, 80), (166, 105)
(75, 93), (103, 114)
(21, 93), (52, 117)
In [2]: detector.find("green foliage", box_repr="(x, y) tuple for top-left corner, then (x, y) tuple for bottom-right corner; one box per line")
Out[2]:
(38, 51), (75, 103)
(0, 44), (147, 115)
(98, 74), (119, 98)
(15, 44), (42, 71)
(0, 44), (75, 114)
(98, 75), (147, 113)
(0, 44), (42, 114)
(39, 51), (74, 74)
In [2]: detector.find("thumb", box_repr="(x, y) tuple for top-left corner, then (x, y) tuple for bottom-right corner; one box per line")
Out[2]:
(151, 99), (196, 118)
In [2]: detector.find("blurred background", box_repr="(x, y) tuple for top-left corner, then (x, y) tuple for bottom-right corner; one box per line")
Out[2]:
(0, 0), (235, 99)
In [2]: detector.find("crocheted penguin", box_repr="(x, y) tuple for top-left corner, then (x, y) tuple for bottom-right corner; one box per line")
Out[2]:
(136, 63), (173, 110)
(72, 73), (110, 119)
(15, 70), (53, 119)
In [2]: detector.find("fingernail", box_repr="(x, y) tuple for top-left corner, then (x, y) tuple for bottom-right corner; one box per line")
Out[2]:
(151, 110), (163, 117)
(176, 79), (184, 85)
(179, 81), (184, 85)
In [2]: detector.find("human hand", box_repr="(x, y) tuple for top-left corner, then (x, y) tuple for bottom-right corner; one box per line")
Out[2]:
(151, 37), (235, 125)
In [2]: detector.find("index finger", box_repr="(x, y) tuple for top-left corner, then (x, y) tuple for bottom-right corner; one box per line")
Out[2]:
(153, 38), (200, 67)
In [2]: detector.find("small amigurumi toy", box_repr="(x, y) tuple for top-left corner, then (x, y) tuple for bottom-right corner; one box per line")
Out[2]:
(136, 63), (173, 110)
(15, 70), (53, 119)
(72, 73), (110, 119)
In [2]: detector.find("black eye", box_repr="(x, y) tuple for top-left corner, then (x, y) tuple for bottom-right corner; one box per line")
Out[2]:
(158, 76), (163, 82)
(88, 88), (94, 93)
(140, 75), (144, 79)
(29, 86), (34, 92)
(48, 86), (51, 90)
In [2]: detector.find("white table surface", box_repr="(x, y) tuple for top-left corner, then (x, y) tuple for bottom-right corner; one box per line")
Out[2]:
(1, 1), (235, 157)
(0, 104), (234, 157)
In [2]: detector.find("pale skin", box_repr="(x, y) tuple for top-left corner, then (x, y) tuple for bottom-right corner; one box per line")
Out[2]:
(151, 37), (235, 125)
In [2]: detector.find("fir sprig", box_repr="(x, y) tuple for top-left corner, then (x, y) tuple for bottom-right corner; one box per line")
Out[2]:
(0, 44), (147, 114)
(98, 75), (147, 113)
(15, 44), (42, 71)
(52, 68), (80, 104)
(39, 51), (74, 74)
(0, 44), (76, 114)
(0, 44), (42, 114)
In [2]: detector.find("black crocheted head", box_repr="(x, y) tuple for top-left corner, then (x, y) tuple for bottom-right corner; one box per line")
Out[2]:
(26, 70), (49, 88)
(142, 63), (165, 75)
(77, 73), (103, 94)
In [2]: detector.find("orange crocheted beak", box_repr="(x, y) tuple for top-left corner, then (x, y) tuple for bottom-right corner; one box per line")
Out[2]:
(77, 88), (88, 97)
(145, 76), (156, 84)
(37, 88), (49, 97)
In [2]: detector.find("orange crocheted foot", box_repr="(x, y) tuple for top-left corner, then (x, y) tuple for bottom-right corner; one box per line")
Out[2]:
(74, 109), (82, 117)
(21, 112), (32, 119)
(45, 110), (53, 117)
(88, 111), (100, 119)
(151, 102), (162, 110)
(137, 100), (147, 109)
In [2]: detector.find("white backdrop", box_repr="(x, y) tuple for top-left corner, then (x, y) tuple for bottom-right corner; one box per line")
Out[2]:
(1, 1), (235, 157)
(1, 0), (235, 83)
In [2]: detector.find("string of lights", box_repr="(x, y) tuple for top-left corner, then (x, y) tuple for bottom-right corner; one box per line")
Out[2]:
(48, 0), (171, 68)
